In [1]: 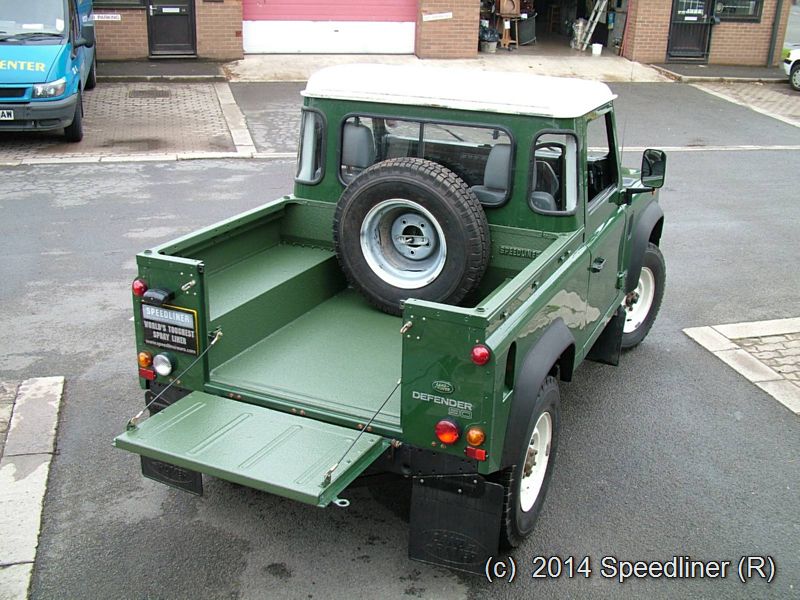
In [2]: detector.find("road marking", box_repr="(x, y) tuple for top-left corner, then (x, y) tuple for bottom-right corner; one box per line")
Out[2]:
(692, 84), (800, 129)
(621, 145), (800, 153)
(685, 320), (800, 415)
(0, 377), (65, 599)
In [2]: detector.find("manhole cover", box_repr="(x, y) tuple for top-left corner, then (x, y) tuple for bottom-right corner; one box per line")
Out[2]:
(128, 89), (171, 99)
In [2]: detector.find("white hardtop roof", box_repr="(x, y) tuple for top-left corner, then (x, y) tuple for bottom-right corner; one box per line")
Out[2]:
(302, 64), (616, 119)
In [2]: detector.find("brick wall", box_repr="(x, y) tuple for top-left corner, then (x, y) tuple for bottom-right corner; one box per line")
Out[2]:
(622, 0), (670, 64)
(623, 0), (792, 66)
(415, 0), (480, 59)
(94, 8), (149, 60)
(196, 0), (243, 60)
(94, 1), (243, 61)
(708, 0), (791, 66)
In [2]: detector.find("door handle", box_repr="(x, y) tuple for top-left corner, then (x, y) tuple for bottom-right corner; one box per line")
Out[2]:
(590, 257), (606, 273)
(149, 6), (155, 16)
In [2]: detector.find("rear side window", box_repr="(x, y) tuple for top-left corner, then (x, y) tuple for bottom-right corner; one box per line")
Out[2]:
(339, 115), (512, 201)
(295, 109), (325, 184)
(529, 131), (578, 215)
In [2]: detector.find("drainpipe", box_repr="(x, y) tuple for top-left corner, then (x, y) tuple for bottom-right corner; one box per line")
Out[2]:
(767, 0), (784, 67)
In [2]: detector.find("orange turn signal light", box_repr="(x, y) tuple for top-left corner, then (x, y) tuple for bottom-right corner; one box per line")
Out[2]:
(138, 351), (153, 368)
(466, 427), (486, 447)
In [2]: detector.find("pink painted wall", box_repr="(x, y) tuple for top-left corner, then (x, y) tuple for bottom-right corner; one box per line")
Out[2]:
(243, 0), (417, 22)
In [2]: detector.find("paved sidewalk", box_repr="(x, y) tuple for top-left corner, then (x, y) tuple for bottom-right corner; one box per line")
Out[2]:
(225, 52), (668, 83)
(685, 318), (800, 415)
(0, 82), (258, 165)
(0, 378), (65, 600)
(694, 82), (800, 128)
(653, 63), (786, 83)
(97, 60), (225, 82)
(0, 382), (17, 460)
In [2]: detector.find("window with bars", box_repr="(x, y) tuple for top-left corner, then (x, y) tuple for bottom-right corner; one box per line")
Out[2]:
(714, 0), (762, 21)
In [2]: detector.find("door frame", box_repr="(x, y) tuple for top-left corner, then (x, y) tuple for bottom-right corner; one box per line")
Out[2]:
(146, 0), (198, 57)
(666, 0), (714, 63)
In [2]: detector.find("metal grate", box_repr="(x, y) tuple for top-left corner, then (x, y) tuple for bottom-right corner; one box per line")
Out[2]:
(128, 89), (172, 99)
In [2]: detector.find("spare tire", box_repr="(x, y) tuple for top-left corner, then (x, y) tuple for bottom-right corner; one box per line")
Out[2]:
(334, 158), (490, 315)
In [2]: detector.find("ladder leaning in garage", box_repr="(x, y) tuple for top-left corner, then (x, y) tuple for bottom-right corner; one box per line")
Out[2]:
(579, 0), (609, 51)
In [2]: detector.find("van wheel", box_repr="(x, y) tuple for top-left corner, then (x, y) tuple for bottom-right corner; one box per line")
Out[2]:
(85, 56), (97, 90)
(334, 158), (490, 315)
(64, 93), (84, 143)
(497, 375), (560, 549)
(621, 243), (665, 349)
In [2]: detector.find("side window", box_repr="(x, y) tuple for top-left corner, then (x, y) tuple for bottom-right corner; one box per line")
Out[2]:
(70, 0), (81, 42)
(586, 112), (619, 203)
(295, 110), (325, 184)
(530, 132), (578, 214)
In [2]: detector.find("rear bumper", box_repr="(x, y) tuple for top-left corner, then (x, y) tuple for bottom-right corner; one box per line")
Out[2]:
(0, 94), (79, 132)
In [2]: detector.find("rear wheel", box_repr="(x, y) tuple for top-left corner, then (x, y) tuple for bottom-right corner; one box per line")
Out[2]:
(621, 242), (665, 349)
(498, 376), (560, 549)
(64, 92), (83, 143)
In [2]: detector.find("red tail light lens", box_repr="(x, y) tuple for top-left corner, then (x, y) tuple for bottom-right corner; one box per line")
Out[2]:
(435, 419), (460, 445)
(471, 344), (491, 366)
(465, 446), (487, 461)
(132, 278), (148, 297)
(138, 367), (156, 381)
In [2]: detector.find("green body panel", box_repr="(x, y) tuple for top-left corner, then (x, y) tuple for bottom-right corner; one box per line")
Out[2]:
(121, 92), (664, 501)
(114, 391), (389, 507)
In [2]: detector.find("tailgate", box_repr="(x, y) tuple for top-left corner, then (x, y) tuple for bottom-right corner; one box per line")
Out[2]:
(113, 391), (389, 507)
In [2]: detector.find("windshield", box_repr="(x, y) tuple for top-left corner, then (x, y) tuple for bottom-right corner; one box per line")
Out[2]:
(0, 0), (66, 40)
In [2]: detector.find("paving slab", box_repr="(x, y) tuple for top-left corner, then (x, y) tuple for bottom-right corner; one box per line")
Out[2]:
(0, 564), (33, 600)
(3, 378), (63, 457)
(97, 60), (225, 82)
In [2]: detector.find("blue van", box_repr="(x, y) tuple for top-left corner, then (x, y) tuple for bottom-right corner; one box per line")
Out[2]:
(0, 0), (96, 142)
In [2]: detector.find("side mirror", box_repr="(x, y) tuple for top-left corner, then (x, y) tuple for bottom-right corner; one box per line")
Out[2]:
(641, 148), (666, 189)
(76, 22), (95, 49)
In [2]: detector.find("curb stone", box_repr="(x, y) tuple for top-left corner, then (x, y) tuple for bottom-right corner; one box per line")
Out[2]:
(0, 377), (65, 600)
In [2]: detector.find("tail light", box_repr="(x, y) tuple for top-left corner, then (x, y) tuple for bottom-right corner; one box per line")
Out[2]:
(132, 278), (148, 297)
(471, 344), (491, 366)
(435, 419), (460, 445)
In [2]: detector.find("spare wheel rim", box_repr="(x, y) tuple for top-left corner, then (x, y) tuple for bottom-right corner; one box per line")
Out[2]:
(360, 198), (447, 290)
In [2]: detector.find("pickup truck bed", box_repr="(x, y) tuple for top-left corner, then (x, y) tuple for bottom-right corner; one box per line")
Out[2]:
(209, 288), (403, 433)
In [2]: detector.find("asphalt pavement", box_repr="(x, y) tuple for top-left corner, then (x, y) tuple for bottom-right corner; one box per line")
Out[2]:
(0, 81), (798, 600)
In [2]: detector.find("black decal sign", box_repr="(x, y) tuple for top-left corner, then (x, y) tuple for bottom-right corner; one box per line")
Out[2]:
(141, 305), (198, 355)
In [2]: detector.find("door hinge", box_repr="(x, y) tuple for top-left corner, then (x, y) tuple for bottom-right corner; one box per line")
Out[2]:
(616, 271), (626, 290)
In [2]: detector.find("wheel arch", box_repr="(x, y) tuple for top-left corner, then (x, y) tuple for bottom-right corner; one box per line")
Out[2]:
(500, 318), (574, 469)
(626, 201), (664, 293)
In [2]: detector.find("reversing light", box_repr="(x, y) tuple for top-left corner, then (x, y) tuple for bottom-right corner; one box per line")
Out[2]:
(153, 353), (174, 377)
(435, 419), (460, 445)
(137, 351), (153, 368)
(466, 427), (486, 447)
(471, 344), (491, 366)
(132, 278), (148, 297)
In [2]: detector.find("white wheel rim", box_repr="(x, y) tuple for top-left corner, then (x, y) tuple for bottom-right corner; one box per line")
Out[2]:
(792, 68), (800, 89)
(519, 412), (552, 513)
(360, 198), (447, 290)
(622, 266), (656, 334)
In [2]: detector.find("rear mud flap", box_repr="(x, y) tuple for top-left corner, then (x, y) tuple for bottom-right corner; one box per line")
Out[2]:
(409, 475), (504, 574)
(114, 391), (389, 507)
